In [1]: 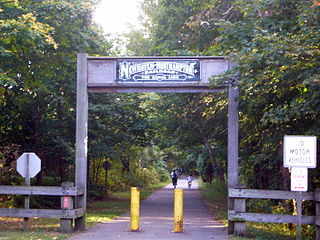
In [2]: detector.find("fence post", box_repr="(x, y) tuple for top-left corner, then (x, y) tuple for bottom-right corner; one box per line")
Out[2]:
(234, 184), (246, 236)
(61, 182), (74, 233)
(316, 188), (320, 240)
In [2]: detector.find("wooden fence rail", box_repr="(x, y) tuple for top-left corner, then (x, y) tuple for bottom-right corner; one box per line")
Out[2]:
(229, 188), (316, 200)
(0, 182), (83, 233)
(0, 185), (84, 196)
(228, 187), (320, 239)
(0, 208), (84, 219)
(228, 212), (315, 224)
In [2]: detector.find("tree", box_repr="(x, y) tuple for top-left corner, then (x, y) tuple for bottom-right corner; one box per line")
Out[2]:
(212, 0), (320, 190)
(130, 0), (320, 190)
(146, 93), (228, 182)
(0, 0), (112, 184)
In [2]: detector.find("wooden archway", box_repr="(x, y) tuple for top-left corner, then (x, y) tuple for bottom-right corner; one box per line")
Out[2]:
(75, 53), (238, 230)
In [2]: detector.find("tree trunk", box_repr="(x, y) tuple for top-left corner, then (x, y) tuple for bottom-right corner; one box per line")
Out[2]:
(120, 155), (130, 172)
(57, 99), (66, 182)
(203, 138), (225, 182)
(35, 104), (43, 186)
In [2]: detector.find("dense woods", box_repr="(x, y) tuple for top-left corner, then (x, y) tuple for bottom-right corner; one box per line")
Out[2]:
(0, 0), (112, 186)
(125, 0), (320, 191)
(0, 0), (319, 225)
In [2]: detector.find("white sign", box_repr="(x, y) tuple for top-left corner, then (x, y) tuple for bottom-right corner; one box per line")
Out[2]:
(291, 167), (308, 192)
(17, 152), (41, 178)
(283, 135), (317, 168)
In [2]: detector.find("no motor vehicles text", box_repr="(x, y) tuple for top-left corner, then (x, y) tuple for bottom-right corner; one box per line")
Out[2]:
(288, 156), (311, 164)
(289, 148), (310, 155)
(288, 148), (312, 164)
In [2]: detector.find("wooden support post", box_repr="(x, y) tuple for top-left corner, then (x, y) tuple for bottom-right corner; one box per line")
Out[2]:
(316, 188), (320, 240)
(75, 53), (88, 231)
(23, 153), (31, 231)
(234, 184), (246, 236)
(61, 182), (74, 233)
(227, 77), (239, 234)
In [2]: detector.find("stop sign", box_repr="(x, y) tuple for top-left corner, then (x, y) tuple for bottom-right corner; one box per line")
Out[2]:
(17, 152), (41, 178)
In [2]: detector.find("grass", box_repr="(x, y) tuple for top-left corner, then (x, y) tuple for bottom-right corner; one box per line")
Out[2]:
(198, 179), (315, 240)
(0, 218), (69, 240)
(0, 182), (169, 240)
(199, 179), (228, 226)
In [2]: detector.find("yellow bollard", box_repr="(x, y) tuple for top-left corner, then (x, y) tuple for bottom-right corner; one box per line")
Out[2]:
(174, 189), (184, 233)
(130, 187), (140, 231)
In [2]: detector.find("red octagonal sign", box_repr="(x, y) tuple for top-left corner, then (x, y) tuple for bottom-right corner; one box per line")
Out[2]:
(17, 152), (41, 178)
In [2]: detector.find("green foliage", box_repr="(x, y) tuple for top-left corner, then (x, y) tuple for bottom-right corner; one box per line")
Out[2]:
(1, 2), (319, 238)
(199, 178), (228, 221)
(122, 3), (320, 239)
(130, 0), (320, 192)
(0, 0), (112, 186)
(88, 144), (169, 194)
(140, 92), (228, 182)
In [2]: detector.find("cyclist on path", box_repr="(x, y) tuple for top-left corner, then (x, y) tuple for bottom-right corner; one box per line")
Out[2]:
(171, 169), (178, 189)
(187, 174), (193, 189)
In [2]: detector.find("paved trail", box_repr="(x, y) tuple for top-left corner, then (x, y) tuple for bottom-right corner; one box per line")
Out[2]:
(69, 178), (227, 240)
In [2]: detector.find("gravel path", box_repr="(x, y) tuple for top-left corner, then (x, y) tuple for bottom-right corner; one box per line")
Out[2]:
(69, 178), (228, 240)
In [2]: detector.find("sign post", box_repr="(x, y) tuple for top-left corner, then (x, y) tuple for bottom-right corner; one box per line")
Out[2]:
(16, 152), (41, 231)
(283, 135), (317, 240)
(296, 191), (302, 240)
(290, 167), (308, 240)
(24, 154), (30, 231)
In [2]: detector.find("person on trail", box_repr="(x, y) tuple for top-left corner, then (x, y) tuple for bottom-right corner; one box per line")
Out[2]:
(187, 174), (193, 189)
(171, 169), (178, 189)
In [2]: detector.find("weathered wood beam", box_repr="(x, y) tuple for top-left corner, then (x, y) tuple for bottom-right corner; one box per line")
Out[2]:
(0, 186), (84, 196)
(0, 208), (84, 219)
(87, 84), (225, 93)
(229, 188), (315, 200)
(228, 212), (315, 225)
(87, 56), (227, 60)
